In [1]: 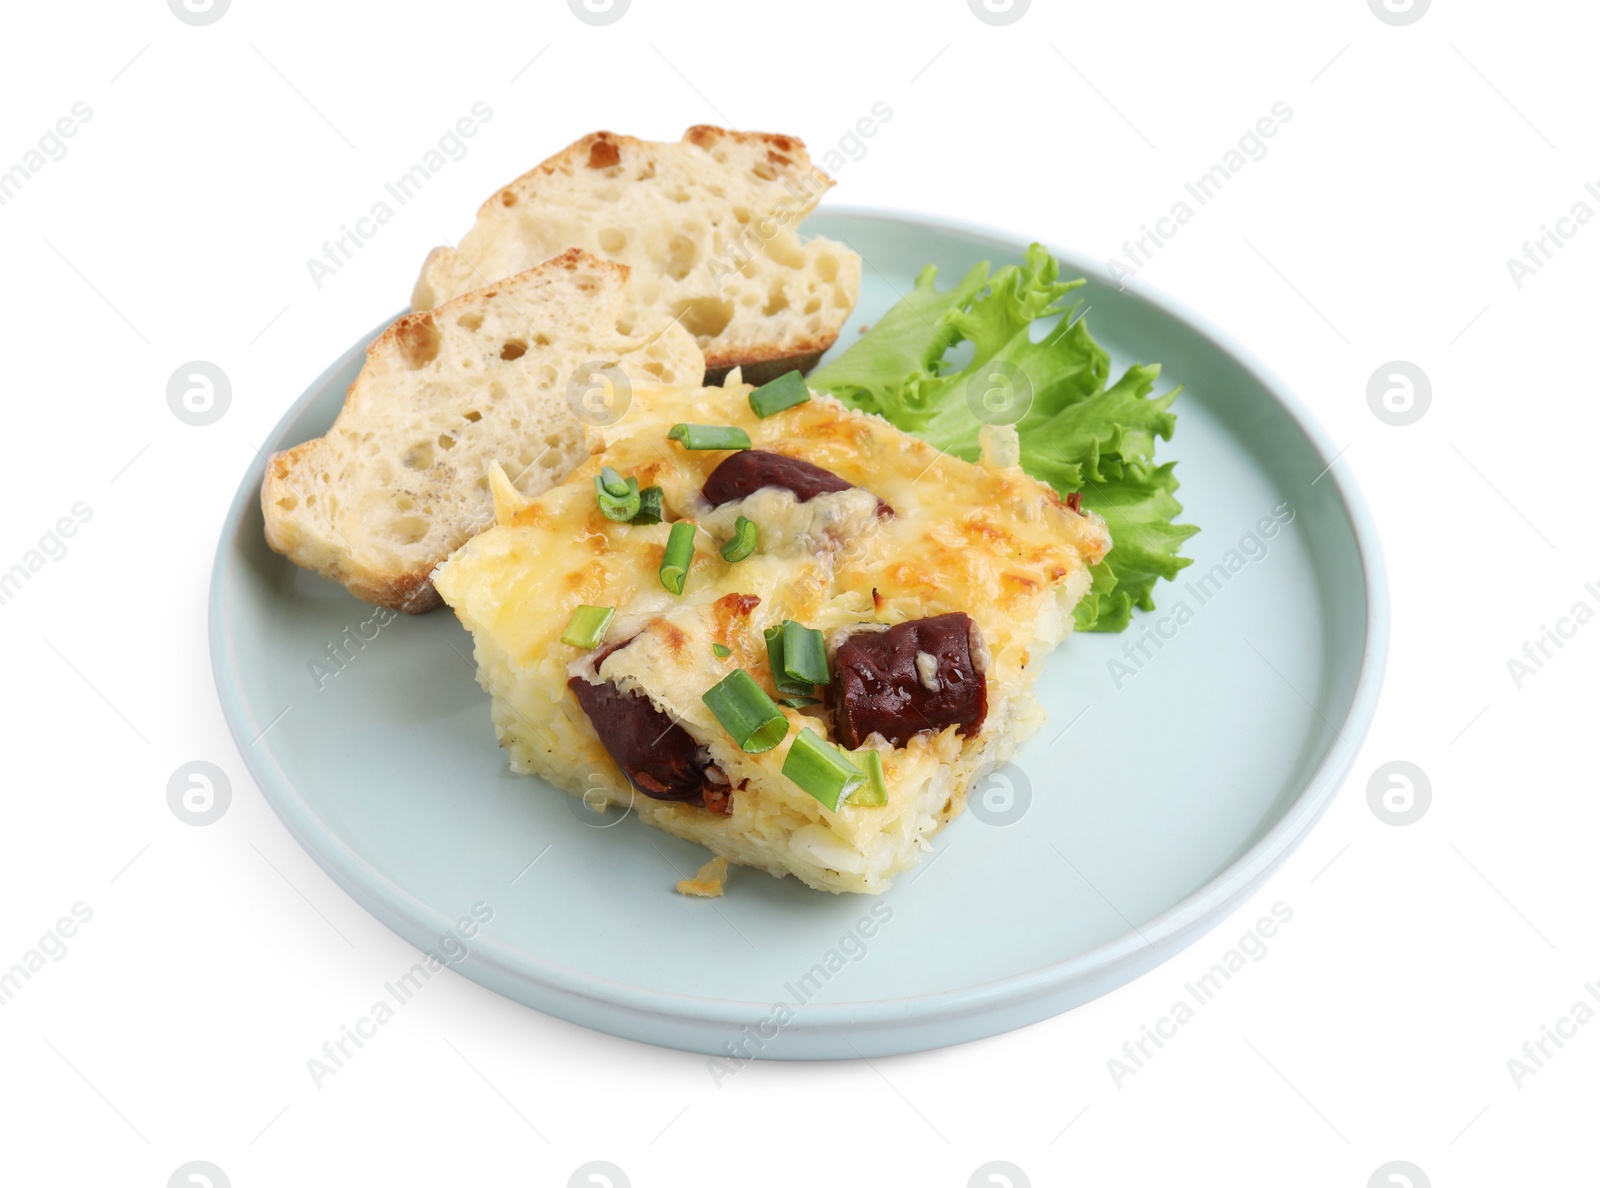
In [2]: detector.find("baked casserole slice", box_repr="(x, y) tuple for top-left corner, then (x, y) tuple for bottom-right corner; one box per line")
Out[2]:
(432, 376), (1110, 893)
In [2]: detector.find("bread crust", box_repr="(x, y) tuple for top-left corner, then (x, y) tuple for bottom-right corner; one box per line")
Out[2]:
(476, 126), (831, 222)
(704, 349), (826, 388)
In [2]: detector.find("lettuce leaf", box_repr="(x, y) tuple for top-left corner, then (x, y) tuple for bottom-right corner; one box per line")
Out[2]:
(808, 244), (1197, 632)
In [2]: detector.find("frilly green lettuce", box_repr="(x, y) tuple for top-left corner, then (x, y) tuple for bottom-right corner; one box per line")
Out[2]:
(809, 244), (1197, 632)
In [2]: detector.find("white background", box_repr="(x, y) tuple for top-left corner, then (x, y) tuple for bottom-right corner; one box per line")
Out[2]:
(2, 0), (1596, 1184)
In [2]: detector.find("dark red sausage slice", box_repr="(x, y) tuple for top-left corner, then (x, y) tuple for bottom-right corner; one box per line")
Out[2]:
(829, 612), (988, 749)
(702, 449), (891, 516)
(568, 676), (709, 804)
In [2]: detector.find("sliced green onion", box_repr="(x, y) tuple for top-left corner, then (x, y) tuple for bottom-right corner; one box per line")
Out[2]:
(667, 423), (752, 451)
(720, 515), (759, 562)
(847, 749), (889, 807)
(782, 728), (865, 810)
(702, 669), (789, 753)
(779, 620), (829, 686)
(659, 521), (697, 594)
(712, 643), (732, 658)
(778, 696), (818, 708)
(764, 623), (815, 697)
(595, 473), (641, 521)
(748, 371), (810, 418)
(560, 605), (615, 649)
(631, 485), (664, 525)
(598, 465), (630, 497)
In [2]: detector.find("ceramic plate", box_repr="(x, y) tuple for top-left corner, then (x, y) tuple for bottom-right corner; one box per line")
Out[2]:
(210, 209), (1386, 1058)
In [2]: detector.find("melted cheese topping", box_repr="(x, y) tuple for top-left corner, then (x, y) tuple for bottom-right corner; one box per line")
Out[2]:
(433, 381), (1110, 873)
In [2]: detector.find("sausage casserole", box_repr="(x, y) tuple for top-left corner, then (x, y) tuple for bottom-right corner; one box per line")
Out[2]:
(432, 376), (1110, 893)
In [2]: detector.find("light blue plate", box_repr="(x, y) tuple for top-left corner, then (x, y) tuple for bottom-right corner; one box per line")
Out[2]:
(210, 210), (1386, 1059)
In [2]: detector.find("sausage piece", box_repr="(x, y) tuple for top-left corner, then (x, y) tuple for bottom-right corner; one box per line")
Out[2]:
(702, 449), (891, 516)
(703, 450), (851, 506)
(829, 612), (988, 749)
(568, 676), (710, 804)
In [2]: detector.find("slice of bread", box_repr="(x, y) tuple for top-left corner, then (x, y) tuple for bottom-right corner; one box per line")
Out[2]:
(411, 126), (861, 385)
(262, 249), (704, 613)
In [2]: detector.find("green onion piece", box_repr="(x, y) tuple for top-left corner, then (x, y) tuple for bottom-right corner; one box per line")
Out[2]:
(659, 521), (697, 594)
(721, 515), (759, 562)
(782, 728), (865, 810)
(595, 473), (641, 521)
(712, 643), (732, 658)
(778, 696), (818, 708)
(748, 371), (810, 418)
(763, 623), (815, 697)
(847, 749), (889, 807)
(560, 605), (615, 649)
(779, 620), (829, 686)
(598, 465), (630, 497)
(702, 669), (790, 753)
(667, 423), (752, 451)
(631, 485), (663, 525)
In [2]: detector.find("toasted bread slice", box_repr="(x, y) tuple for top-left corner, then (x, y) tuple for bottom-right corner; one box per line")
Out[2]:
(411, 127), (861, 384)
(262, 249), (704, 613)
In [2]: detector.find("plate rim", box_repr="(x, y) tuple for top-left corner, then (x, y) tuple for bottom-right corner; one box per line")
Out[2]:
(210, 206), (1389, 1054)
